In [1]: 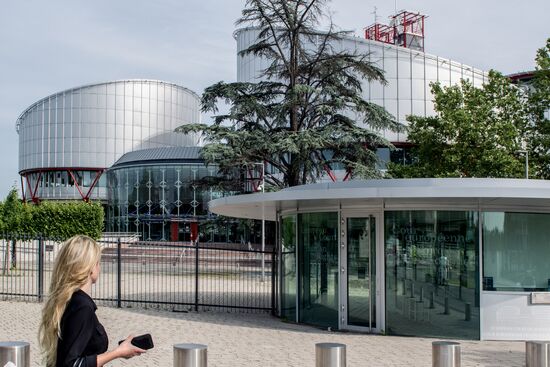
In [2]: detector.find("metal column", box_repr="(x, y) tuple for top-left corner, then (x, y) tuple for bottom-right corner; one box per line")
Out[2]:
(0, 342), (30, 367)
(432, 341), (460, 367)
(315, 343), (346, 367)
(174, 344), (207, 367)
(526, 341), (550, 367)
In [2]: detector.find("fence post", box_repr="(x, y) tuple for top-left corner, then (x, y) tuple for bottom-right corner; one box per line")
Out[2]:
(11, 239), (17, 269)
(2, 235), (8, 276)
(194, 240), (199, 312)
(271, 248), (276, 315)
(117, 238), (122, 308)
(38, 237), (44, 301)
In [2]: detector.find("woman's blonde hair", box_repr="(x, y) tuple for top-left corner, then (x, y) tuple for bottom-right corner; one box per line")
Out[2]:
(39, 235), (102, 367)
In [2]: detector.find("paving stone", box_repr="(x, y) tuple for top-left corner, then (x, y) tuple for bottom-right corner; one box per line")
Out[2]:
(0, 301), (525, 366)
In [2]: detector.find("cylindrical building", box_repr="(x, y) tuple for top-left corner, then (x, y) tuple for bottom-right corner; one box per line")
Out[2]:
(108, 146), (223, 241)
(235, 27), (488, 163)
(16, 80), (200, 202)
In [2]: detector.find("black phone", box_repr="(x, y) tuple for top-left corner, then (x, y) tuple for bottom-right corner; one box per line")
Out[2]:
(118, 333), (154, 350)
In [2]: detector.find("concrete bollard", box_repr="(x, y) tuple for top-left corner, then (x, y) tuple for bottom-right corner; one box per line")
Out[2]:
(526, 341), (550, 367)
(174, 343), (207, 367)
(464, 303), (471, 321)
(432, 341), (460, 367)
(0, 341), (30, 367)
(444, 297), (450, 315)
(410, 283), (415, 298)
(420, 287), (424, 302)
(315, 343), (346, 367)
(430, 291), (435, 309)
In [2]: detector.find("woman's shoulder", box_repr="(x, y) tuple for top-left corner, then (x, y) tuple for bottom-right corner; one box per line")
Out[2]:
(67, 289), (97, 312)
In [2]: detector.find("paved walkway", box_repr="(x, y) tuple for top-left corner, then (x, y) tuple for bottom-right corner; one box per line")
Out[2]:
(0, 301), (526, 366)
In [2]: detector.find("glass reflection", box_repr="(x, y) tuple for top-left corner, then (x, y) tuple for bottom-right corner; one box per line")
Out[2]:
(385, 211), (479, 339)
(483, 212), (550, 292)
(347, 217), (376, 328)
(298, 212), (339, 329)
(281, 215), (297, 321)
(106, 163), (269, 243)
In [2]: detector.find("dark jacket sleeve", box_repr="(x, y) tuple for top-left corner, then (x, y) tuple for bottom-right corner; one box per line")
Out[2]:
(57, 305), (98, 367)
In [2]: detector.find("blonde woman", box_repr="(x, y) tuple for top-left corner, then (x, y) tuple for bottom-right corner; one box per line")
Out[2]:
(39, 235), (145, 367)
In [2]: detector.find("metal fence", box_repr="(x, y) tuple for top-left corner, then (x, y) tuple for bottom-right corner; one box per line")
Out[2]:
(0, 235), (276, 313)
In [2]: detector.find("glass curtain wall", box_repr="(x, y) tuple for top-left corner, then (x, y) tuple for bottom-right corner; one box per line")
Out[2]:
(280, 215), (297, 320)
(107, 163), (240, 241)
(298, 212), (339, 329)
(347, 217), (376, 328)
(483, 212), (550, 291)
(385, 211), (479, 339)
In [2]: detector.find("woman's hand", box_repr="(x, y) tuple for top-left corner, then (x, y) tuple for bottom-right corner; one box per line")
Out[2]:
(116, 335), (146, 359)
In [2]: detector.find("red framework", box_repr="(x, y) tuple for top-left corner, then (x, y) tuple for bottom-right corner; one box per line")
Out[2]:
(247, 168), (262, 192)
(365, 10), (426, 52)
(20, 167), (105, 203)
(364, 23), (396, 45)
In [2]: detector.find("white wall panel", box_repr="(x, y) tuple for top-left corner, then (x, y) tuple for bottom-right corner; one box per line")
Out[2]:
(481, 292), (550, 340)
(235, 28), (488, 144)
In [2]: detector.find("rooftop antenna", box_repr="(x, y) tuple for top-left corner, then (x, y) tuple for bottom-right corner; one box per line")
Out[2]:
(394, 0), (397, 13)
(371, 6), (379, 23)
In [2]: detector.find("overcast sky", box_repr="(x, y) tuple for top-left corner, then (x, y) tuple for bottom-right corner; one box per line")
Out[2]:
(0, 0), (548, 197)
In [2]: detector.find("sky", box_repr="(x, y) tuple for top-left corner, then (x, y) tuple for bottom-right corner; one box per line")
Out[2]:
(0, 0), (548, 197)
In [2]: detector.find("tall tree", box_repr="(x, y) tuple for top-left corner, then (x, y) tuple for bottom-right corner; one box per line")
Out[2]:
(177, 0), (401, 188)
(389, 71), (529, 178)
(528, 39), (550, 178)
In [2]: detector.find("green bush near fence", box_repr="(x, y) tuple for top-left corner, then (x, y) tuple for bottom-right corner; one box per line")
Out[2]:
(0, 188), (104, 240)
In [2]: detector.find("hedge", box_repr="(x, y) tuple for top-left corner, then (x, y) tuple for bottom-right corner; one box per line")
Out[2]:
(28, 201), (104, 240)
(0, 188), (104, 240)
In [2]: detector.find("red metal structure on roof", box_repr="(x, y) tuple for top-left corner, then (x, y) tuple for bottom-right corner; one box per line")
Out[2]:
(365, 10), (427, 52)
(20, 168), (105, 203)
(364, 23), (396, 45)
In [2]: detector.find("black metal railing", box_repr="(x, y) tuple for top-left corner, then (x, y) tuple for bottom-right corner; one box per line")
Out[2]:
(0, 234), (276, 313)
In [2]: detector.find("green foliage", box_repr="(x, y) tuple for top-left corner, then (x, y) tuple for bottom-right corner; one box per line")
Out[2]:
(30, 201), (104, 240)
(2, 188), (25, 234)
(0, 188), (104, 240)
(389, 71), (528, 178)
(177, 0), (402, 188)
(528, 38), (550, 178)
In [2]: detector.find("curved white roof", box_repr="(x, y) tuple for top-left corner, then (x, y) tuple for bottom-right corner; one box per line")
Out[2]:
(209, 178), (550, 220)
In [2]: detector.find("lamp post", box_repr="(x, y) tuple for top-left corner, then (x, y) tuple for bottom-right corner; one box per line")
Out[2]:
(516, 150), (529, 179)
(252, 162), (266, 282)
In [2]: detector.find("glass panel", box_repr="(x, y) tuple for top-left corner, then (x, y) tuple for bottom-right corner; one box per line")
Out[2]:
(298, 212), (339, 329)
(347, 217), (376, 328)
(385, 211), (479, 339)
(483, 212), (550, 291)
(281, 215), (297, 321)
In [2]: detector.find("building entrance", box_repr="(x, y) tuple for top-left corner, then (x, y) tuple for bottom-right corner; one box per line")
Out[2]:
(340, 212), (381, 332)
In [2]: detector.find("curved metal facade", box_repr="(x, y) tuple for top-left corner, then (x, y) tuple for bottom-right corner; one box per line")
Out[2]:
(107, 147), (240, 241)
(235, 28), (488, 143)
(16, 80), (200, 201)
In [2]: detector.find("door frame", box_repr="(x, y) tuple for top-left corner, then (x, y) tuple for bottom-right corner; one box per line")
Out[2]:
(339, 210), (385, 333)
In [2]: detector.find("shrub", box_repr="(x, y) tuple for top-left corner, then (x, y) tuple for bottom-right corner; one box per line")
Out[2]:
(1, 188), (104, 240)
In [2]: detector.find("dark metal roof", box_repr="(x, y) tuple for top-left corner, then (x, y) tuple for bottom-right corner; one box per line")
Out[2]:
(111, 146), (203, 168)
(507, 70), (536, 83)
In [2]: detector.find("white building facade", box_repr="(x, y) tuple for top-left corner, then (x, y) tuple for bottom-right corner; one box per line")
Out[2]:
(235, 27), (488, 144)
(16, 80), (200, 202)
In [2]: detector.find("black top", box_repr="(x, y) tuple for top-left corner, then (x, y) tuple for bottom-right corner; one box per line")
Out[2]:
(56, 290), (108, 367)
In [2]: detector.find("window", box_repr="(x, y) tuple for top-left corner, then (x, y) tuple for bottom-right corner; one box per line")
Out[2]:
(483, 212), (550, 292)
(385, 210), (479, 339)
(281, 215), (297, 320)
